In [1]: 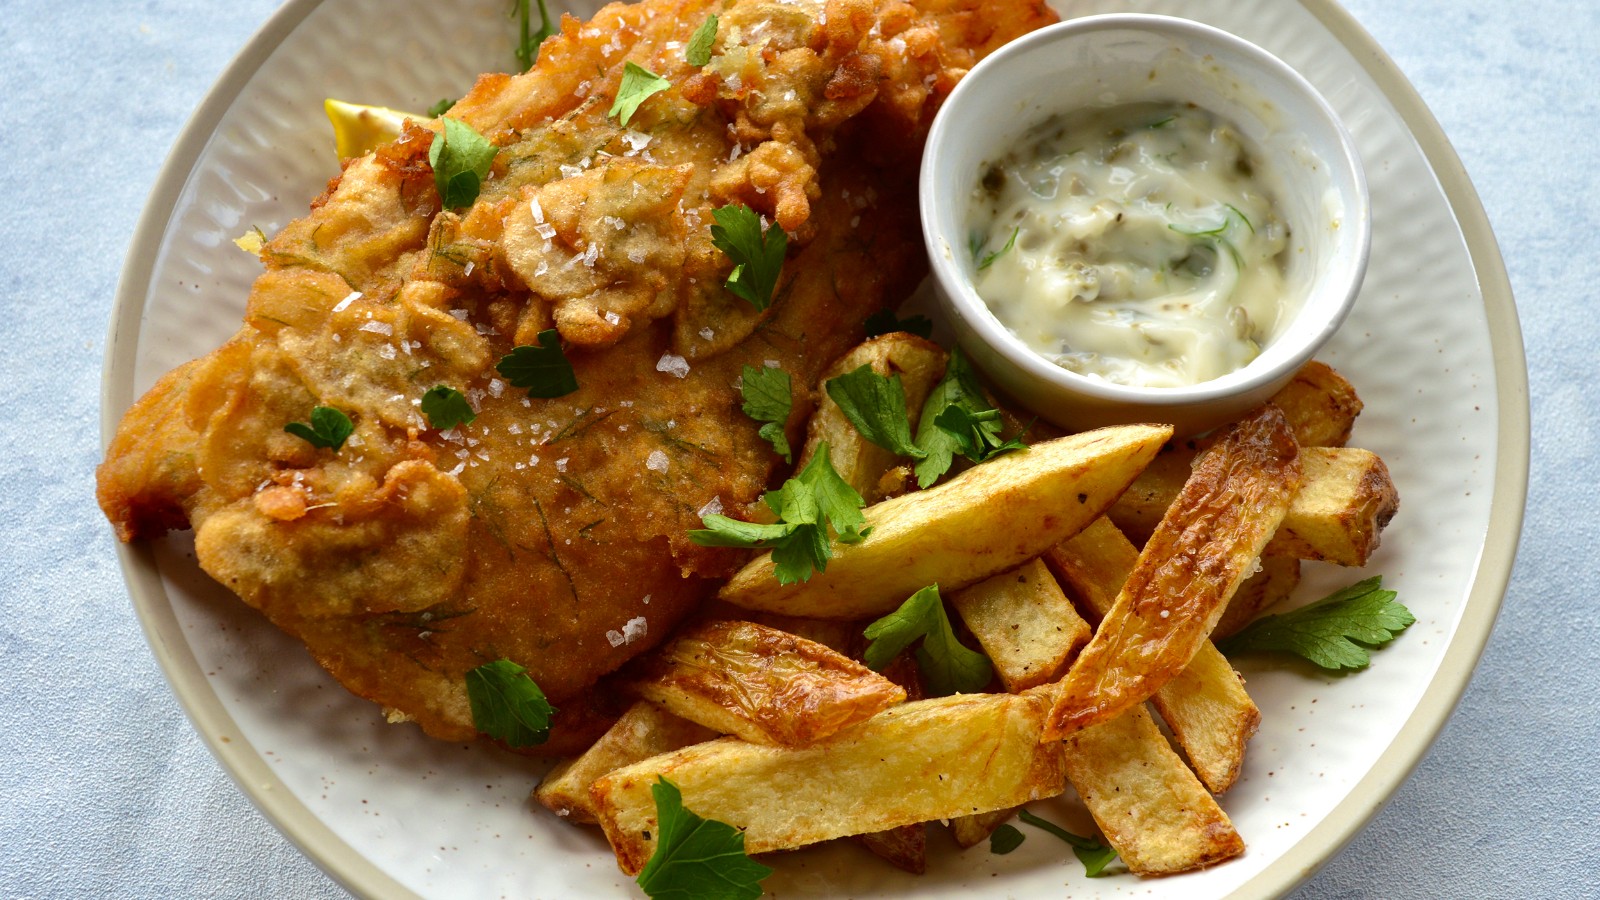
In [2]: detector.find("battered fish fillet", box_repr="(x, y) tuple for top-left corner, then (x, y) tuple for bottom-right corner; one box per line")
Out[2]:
(97, 0), (1054, 750)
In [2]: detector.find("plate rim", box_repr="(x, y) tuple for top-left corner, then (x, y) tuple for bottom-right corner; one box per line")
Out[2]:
(99, 0), (1530, 897)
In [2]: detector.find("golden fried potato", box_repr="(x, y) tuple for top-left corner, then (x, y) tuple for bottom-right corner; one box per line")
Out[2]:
(855, 824), (927, 874)
(1043, 518), (1261, 794)
(1044, 407), (1301, 739)
(1264, 446), (1399, 566)
(797, 334), (949, 504)
(536, 701), (715, 824)
(1213, 556), (1301, 640)
(591, 692), (1068, 874)
(949, 559), (1090, 692)
(1063, 704), (1245, 874)
(719, 424), (1172, 619)
(626, 620), (904, 747)
(948, 807), (1018, 849)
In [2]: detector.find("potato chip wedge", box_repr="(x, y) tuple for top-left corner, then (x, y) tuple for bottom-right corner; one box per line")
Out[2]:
(627, 620), (904, 747)
(1044, 407), (1301, 739)
(1043, 517), (1261, 793)
(536, 701), (715, 824)
(591, 692), (1068, 874)
(1263, 446), (1399, 566)
(949, 559), (1091, 692)
(1063, 704), (1245, 874)
(1213, 556), (1301, 640)
(948, 807), (1017, 849)
(719, 424), (1172, 619)
(797, 334), (948, 504)
(1266, 359), (1364, 448)
(855, 824), (927, 874)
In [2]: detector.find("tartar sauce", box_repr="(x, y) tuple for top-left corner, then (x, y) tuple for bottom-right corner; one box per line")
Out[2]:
(968, 102), (1292, 388)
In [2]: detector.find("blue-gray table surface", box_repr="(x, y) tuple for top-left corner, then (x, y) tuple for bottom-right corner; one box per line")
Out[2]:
(2, 0), (1592, 896)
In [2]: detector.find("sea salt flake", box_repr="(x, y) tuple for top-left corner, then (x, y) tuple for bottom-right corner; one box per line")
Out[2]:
(697, 496), (723, 517)
(332, 291), (362, 313)
(359, 321), (393, 336)
(656, 353), (690, 378)
(556, 457), (569, 472)
(646, 450), (669, 473)
(698, 327), (715, 340)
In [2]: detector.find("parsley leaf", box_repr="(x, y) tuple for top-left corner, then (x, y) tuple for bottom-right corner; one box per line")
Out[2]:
(1217, 576), (1414, 671)
(420, 385), (476, 430)
(1017, 809), (1118, 877)
(862, 584), (992, 696)
(710, 204), (787, 311)
(688, 443), (868, 584)
(284, 406), (353, 451)
(496, 329), (579, 398)
(428, 117), (498, 210)
(911, 347), (1026, 487)
(824, 365), (925, 459)
(977, 226), (1019, 270)
(426, 98), (456, 117)
(464, 659), (556, 747)
(686, 15), (718, 67)
(989, 823), (1026, 855)
(513, 0), (559, 71)
(637, 777), (772, 900)
(740, 365), (792, 462)
(863, 308), (933, 339)
(610, 61), (671, 127)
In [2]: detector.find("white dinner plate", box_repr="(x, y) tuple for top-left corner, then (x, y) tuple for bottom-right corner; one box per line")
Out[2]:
(102, 0), (1528, 896)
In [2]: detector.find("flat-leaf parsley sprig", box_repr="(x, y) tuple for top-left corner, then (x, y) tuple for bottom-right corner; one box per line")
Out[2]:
(710, 203), (787, 311)
(464, 659), (556, 748)
(496, 328), (579, 398)
(429, 117), (499, 210)
(1217, 576), (1413, 671)
(636, 777), (772, 900)
(688, 442), (869, 584)
(284, 405), (354, 451)
(1017, 809), (1119, 877)
(610, 62), (671, 127)
(862, 584), (992, 696)
(739, 364), (792, 463)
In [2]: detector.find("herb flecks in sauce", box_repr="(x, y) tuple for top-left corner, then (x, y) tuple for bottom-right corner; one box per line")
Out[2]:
(968, 102), (1292, 388)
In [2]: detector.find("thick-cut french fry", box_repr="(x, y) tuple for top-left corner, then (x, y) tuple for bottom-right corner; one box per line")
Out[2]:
(1063, 705), (1245, 874)
(591, 692), (1069, 874)
(627, 620), (904, 747)
(948, 807), (1016, 849)
(796, 334), (948, 504)
(1213, 557), (1301, 640)
(535, 701), (714, 824)
(719, 424), (1172, 619)
(949, 559), (1090, 692)
(855, 824), (927, 874)
(1045, 407), (1301, 739)
(1263, 446), (1398, 566)
(1109, 361), (1366, 548)
(1267, 359), (1364, 448)
(1043, 519), (1261, 794)
(1110, 445), (1396, 565)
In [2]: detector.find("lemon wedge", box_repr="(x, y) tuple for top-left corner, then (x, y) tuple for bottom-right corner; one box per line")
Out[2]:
(324, 99), (427, 160)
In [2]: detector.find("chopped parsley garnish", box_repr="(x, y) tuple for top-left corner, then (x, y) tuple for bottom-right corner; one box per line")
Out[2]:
(636, 777), (773, 900)
(989, 823), (1026, 855)
(610, 61), (671, 127)
(496, 328), (579, 398)
(686, 15), (718, 67)
(976, 226), (1018, 271)
(284, 406), (353, 451)
(420, 385), (476, 430)
(1217, 576), (1414, 671)
(429, 117), (498, 210)
(688, 443), (869, 584)
(709, 203), (787, 311)
(427, 98), (456, 117)
(862, 584), (992, 696)
(1017, 809), (1118, 877)
(464, 659), (556, 747)
(863, 308), (933, 339)
(824, 365), (924, 459)
(911, 347), (1027, 488)
(739, 364), (792, 463)
(514, 0), (559, 71)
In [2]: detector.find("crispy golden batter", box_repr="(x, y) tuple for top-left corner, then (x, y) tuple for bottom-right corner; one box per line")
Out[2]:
(97, 0), (1055, 749)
